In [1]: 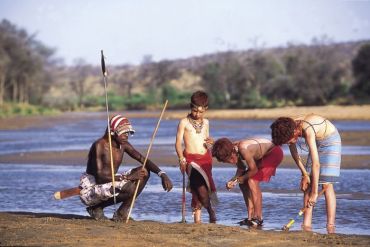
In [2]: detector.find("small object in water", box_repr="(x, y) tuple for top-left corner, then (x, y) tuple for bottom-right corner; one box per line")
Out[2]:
(282, 219), (295, 231)
(251, 218), (264, 227)
(238, 218), (253, 226)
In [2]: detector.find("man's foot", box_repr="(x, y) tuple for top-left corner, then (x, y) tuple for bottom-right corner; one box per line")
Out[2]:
(209, 214), (217, 223)
(112, 211), (135, 222)
(326, 224), (336, 234)
(238, 218), (253, 226)
(193, 208), (201, 223)
(86, 207), (108, 221)
(250, 218), (263, 227)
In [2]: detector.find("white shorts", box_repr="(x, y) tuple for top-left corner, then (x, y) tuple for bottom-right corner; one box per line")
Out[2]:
(79, 170), (132, 206)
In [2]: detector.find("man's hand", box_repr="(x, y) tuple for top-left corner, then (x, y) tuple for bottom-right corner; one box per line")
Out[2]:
(237, 175), (245, 184)
(204, 137), (214, 149)
(160, 173), (173, 192)
(127, 169), (147, 181)
(300, 175), (310, 192)
(179, 157), (187, 174)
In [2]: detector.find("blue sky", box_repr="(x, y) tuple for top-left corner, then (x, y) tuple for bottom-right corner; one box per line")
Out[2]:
(1, 0), (370, 65)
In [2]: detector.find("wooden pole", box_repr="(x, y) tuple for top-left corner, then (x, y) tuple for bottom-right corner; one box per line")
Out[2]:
(125, 100), (168, 223)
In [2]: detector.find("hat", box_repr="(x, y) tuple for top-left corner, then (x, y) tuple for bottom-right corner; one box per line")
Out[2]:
(109, 115), (135, 136)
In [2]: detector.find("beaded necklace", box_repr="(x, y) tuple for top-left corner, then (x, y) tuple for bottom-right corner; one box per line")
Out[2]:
(187, 114), (203, 134)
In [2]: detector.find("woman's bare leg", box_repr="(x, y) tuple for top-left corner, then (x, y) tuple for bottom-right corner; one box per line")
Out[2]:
(302, 189), (313, 231)
(323, 183), (336, 234)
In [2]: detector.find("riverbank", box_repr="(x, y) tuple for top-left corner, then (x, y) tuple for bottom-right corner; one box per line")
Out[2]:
(0, 212), (369, 247)
(1, 105), (370, 130)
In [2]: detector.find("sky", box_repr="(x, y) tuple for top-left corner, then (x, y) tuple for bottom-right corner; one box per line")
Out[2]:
(1, 0), (370, 65)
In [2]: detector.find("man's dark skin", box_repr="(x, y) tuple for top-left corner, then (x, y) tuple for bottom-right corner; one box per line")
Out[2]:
(86, 128), (173, 221)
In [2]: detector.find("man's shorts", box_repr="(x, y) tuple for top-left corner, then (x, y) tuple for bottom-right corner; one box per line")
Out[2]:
(79, 170), (132, 206)
(251, 146), (283, 182)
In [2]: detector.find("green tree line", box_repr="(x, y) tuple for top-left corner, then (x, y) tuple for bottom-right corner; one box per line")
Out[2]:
(1, 19), (369, 114)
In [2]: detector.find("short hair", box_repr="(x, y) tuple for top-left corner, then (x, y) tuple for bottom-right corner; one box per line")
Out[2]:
(212, 138), (234, 162)
(190, 91), (208, 108)
(270, 117), (296, 145)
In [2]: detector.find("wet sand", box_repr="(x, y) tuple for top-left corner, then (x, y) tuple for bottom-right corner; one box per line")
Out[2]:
(1, 212), (369, 247)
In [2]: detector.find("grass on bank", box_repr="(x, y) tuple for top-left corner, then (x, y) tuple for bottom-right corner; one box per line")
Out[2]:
(0, 103), (59, 118)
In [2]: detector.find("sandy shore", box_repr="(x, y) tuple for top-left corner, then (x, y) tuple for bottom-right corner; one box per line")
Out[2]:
(0, 212), (369, 247)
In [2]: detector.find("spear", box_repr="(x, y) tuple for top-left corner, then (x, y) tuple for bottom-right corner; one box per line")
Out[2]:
(101, 50), (117, 209)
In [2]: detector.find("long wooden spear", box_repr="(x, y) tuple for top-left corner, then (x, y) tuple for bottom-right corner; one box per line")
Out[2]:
(125, 100), (168, 223)
(101, 50), (117, 209)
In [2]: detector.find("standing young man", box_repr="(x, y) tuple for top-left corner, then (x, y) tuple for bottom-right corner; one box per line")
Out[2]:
(175, 91), (217, 223)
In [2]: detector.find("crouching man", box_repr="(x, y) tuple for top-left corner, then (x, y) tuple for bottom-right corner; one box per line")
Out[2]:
(80, 115), (173, 221)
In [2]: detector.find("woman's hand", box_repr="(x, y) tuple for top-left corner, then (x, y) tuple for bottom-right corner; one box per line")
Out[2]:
(307, 191), (318, 208)
(300, 175), (310, 192)
(226, 179), (238, 191)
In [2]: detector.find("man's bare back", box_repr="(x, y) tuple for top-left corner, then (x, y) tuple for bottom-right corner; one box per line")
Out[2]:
(237, 138), (275, 162)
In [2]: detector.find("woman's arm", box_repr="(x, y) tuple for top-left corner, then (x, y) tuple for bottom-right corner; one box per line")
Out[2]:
(289, 143), (310, 191)
(305, 129), (320, 198)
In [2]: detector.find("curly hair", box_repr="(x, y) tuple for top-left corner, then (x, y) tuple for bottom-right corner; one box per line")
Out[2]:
(190, 91), (208, 108)
(270, 117), (296, 145)
(212, 138), (234, 162)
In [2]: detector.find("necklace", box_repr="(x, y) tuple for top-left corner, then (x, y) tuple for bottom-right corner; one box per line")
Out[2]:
(187, 114), (203, 134)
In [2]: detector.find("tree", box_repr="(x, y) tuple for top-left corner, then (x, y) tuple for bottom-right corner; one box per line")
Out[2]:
(0, 19), (55, 105)
(70, 58), (92, 108)
(352, 43), (370, 100)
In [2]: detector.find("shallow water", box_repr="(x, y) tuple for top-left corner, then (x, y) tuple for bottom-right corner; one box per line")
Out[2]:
(0, 117), (369, 235)
(0, 164), (369, 236)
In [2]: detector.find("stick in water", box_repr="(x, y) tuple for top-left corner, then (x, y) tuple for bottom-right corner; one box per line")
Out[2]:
(181, 171), (186, 223)
(125, 100), (169, 223)
(282, 188), (326, 231)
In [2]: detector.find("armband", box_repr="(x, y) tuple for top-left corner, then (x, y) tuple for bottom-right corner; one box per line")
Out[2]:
(179, 157), (186, 163)
(301, 172), (310, 178)
(157, 171), (166, 177)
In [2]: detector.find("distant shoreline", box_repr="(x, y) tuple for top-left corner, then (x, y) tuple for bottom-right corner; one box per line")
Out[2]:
(0, 104), (370, 130)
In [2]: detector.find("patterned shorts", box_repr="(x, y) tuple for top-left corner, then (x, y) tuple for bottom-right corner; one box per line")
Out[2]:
(79, 170), (132, 206)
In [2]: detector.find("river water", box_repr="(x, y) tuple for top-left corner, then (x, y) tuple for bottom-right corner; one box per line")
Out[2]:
(0, 116), (369, 235)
